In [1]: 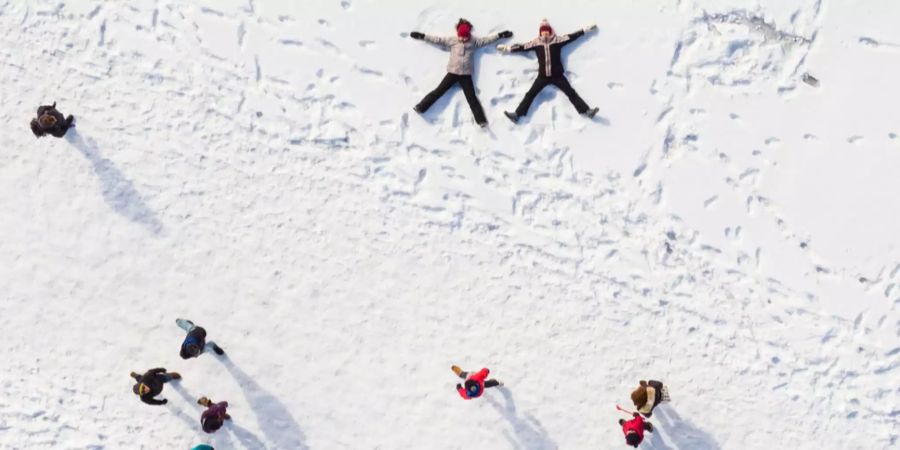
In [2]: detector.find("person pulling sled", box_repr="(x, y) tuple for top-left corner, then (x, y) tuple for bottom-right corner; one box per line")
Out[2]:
(198, 396), (231, 433)
(497, 19), (599, 123)
(410, 19), (513, 127)
(619, 411), (654, 448)
(452, 365), (503, 400)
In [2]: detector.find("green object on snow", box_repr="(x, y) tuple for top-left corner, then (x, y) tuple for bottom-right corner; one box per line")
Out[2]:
(190, 445), (214, 450)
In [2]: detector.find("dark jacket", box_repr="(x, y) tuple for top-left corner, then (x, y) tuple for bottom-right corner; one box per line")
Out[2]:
(201, 401), (229, 433)
(30, 104), (74, 138)
(132, 368), (168, 405)
(509, 30), (585, 77)
(180, 326), (207, 359)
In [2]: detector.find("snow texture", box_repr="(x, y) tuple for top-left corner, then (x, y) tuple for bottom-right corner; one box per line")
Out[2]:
(1, 0), (898, 449)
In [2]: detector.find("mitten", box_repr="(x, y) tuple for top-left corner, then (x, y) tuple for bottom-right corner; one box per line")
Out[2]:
(498, 30), (513, 39)
(496, 44), (512, 52)
(410, 31), (425, 40)
(583, 24), (598, 33)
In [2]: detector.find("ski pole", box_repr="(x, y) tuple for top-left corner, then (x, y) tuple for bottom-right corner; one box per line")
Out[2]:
(616, 404), (636, 415)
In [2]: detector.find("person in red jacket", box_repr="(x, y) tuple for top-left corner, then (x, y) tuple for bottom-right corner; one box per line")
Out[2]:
(451, 365), (503, 399)
(619, 412), (654, 448)
(198, 396), (231, 433)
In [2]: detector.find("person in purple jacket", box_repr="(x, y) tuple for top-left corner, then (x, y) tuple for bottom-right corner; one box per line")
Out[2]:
(198, 396), (231, 433)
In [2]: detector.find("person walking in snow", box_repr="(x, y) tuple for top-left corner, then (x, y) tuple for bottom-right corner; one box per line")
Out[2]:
(496, 19), (599, 123)
(410, 18), (513, 127)
(30, 102), (75, 138)
(130, 368), (180, 405)
(619, 412), (654, 448)
(176, 318), (225, 359)
(451, 365), (503, 399)
(197, 396), (231, 433)
(631, 379), (670, 418)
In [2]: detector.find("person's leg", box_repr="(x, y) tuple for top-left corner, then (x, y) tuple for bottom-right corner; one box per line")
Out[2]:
(205, 341), (225, 355)
(551, 76), (590, 114)
(458, 76), (487, 125)
(484, 379), (501, 388)
(176, 318), (196, 332)
(514, 76), (552, 117)
(416, 74), (460, 113)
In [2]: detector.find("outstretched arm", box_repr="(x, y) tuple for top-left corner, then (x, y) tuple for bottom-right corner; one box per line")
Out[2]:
(475, 30), (512, 48)
(560, 25), (597, 47)
(497, 42), (529, 53)
(411, 32), (453, 49)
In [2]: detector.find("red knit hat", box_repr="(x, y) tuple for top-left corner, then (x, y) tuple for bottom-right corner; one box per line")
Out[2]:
(457, 22), (472, 39)
(539, 18), (553, 35)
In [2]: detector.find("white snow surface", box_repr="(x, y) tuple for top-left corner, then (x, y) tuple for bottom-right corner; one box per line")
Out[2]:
(1, 0), (899, 449)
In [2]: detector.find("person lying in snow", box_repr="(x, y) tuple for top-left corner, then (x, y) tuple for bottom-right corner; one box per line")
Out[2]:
(410, 18), (513, 127)
(619, 412), (654, 448)
(496, 19), (599, 123)
(198, 396), (231, 433)
(176, 318), (225, 359)
(631, 379), (670, 417)
(30, 102), (75, 138)
(130, 368), (180, 405)
(451, 365), (503, 399)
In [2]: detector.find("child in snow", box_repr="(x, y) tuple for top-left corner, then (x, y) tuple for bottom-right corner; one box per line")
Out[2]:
(496, 19), (599, 123)
(619, 412), (654, 448)
(410, 18), (513, 127)
(30, 102), (75, 138)
(631, 379), (670, 418)
(190, 446), (214, 450)
(176, 318), (224, 359)
(198, 396), (231, 433)
(452, 365), (503, 399)
(130, 368), (180, 405)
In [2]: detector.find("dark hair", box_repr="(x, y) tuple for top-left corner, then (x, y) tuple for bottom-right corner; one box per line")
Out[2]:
(202, 416), (223, 433)
(625, 432), (641, 447)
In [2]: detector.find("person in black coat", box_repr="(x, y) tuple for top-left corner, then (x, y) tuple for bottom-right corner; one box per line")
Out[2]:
(497, 19), (599, 123)
(130, 368), (180, 405)
(30, 102), (74, 138)
(176, 318), (224, 359)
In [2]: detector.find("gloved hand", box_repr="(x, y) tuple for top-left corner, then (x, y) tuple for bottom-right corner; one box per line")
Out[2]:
(583, 24), (598, 33)
(160, 399), (168, 404)
(498, 30), (513, 39)
(496, 44), (512, 52)
(455, 383), (463, 390)
(410, 31), (425, 40)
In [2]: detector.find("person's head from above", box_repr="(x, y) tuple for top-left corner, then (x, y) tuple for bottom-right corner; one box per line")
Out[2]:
(133, 383), (150, 396)
(625, 431), (641, 447)
(457, 18), (472, 41)
(38, 113), (57, 128)
(185, 342), (202, 357)
(539, 19), (553, 38)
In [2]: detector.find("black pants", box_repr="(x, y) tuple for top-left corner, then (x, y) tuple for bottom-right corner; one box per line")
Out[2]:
(417, 73), (487, 125)
(457, 370), (501, 388)
(515, 75), (589, 116)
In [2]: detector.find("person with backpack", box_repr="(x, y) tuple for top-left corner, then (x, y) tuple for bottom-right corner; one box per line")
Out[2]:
(496, 19), (599, 123)
(176, 318), (224, 359)
(198, 396), (231, 433)
(619, 412), (654, 448)
(30, 102), (75, 138)
(451, 365), (503, 399)
(130, 368), (180, 405)
(410, 19), (513, 127)
(631, 379), (670, 417)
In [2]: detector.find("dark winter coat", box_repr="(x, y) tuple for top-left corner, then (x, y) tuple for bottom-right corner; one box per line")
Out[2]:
(30, 104), (73, 138)
(201, 401), (229, 433)
(132, 368), (168, 405)
(181, 326), (207, 359)
(621, 413), (653, 446)
(631, 380), (665, 417)
(508, 30), (585, 77)
(456, 368), (489, 399)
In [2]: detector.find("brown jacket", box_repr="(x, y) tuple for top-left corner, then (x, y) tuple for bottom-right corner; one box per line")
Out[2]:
(31, 103), (73, 138)
(631, 380), (664, 417)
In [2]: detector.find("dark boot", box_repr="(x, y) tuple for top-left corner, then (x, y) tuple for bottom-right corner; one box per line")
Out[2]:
(504, 111), (519, 124)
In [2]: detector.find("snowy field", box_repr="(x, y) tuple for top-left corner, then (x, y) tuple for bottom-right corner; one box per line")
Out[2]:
(1, 0), (899, 449)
